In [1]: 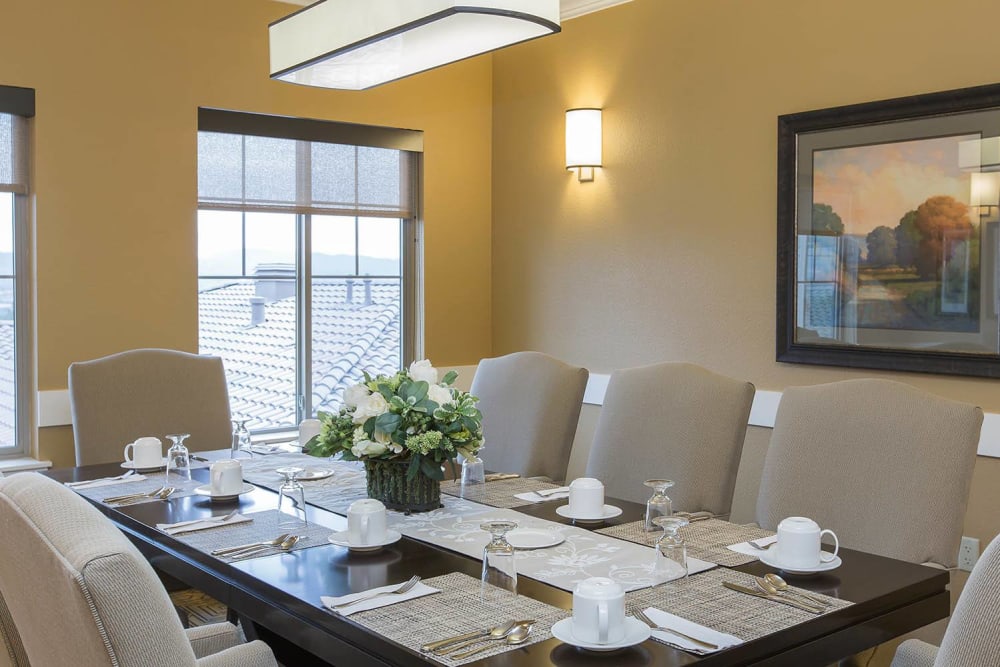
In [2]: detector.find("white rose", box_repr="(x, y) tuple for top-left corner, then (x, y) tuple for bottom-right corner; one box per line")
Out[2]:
(352, 392), (389, 424)
(427, 383), (453, 406)
(408, 359), (438, 384)
(343, 383), (371, 408)
(351, 439), (387, 458)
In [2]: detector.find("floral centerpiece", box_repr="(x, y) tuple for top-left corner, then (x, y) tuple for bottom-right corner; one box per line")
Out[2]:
(305, 360), (483, 512)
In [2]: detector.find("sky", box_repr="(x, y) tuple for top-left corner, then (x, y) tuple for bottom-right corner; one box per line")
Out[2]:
(812, 134), (978, 236)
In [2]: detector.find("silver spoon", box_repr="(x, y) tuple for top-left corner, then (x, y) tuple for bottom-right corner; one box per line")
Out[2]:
(432, 620), (518, 655)
(211, 533), (291, 556)
(764, 573), (832, 607)
(422, 620), (518, 653)
(439, 620), (533, 655)
(452, 623), (533, 659)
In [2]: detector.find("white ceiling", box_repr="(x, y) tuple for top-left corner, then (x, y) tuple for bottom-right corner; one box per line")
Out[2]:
(274, 1), (633, 21)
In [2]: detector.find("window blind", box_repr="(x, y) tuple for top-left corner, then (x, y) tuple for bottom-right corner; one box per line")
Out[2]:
(0, 86), (34, 196)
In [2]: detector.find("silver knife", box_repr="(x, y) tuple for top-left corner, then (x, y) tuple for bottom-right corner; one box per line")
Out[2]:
(722, 582), (823, 614)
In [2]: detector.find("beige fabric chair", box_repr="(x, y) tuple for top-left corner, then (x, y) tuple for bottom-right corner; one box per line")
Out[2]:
(585, 362), (755, 512)
(0, 473), (277, 667)
(756, 379), (982, 568)
(69, 348), (233, 465)
(891, 531), (1000, 666)
(471, 351), (588, 481)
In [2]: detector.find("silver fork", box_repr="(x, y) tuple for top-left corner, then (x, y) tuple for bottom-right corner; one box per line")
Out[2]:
(635, 609), (719, 650)
(103, 486), (165, 504)
(115, 487), (175, 506)
(328, 575), (421, 610)
(532, 487), (569, 498)
(748, 539), (776, 550)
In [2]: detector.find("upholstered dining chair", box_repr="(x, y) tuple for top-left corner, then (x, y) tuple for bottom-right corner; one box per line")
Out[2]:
(471, 351), (589, 481)
(69, 348), (233, 465)
(585, 362), (755, 512)
(757, 378), (983, 568)
(891, 531), (1000, 666)
(0, 473), (277, 667)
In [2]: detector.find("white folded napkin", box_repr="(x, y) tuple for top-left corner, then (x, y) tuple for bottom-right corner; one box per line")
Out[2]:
(321, 581), (440, 616)
(727, 535), (777, 557)
(513, 487), (570, 503)
(65, 474), (147, 489)
(156, 513), (253, 535)
(643, 607), (742, 653)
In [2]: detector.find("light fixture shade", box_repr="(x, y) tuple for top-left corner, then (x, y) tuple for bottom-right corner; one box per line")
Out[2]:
(565, 108), (602, 170)
(270, 1), (561, 91)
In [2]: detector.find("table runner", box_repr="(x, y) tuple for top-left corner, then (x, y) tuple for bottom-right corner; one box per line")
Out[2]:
(596, 519), (776, 567)
(345, 572), (569, 666)
(625, 568), (851, 645)
(72, 473), (204, 505)
(439, 478), (563, 509)
(165, 510), (333, 562)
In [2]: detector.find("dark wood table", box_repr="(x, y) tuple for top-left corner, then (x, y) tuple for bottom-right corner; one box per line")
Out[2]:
(46, 461), (949, 667)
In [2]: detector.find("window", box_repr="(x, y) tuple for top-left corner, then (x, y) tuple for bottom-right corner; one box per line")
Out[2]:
(197, 110), (422, 432)
(0, 86), (33, 456)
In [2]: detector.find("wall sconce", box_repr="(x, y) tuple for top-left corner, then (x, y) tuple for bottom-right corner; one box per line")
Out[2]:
(566, 108), (602, 182)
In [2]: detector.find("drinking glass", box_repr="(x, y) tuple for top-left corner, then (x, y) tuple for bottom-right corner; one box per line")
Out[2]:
(231, 419), (253, 459)
(644, 479), (674, 532)
(276, 466), (307, 528)
(653, 515), (689, 583)
(165, 433), (192, 481)
(480, 520), (518, 601)
(460, 455), (485, 495)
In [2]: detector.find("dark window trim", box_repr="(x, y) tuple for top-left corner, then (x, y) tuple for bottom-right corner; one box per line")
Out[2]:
(0, 86), (34, 118)
(198, 108), (423, 153)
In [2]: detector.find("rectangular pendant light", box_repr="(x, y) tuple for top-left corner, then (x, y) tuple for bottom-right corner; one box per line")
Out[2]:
(270, 1), (561, 91)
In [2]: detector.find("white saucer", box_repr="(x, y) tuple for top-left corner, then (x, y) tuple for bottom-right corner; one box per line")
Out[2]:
(506, 528), (565, 550)
(193, 483), (255, 502)
(297, 468), (335, 481)
(328, 529), (402, 553)
(121, 459), (167, 472)
(759, 550), (842, 575)
(555, 504), (624, 524)
(551, 617), (651, 651)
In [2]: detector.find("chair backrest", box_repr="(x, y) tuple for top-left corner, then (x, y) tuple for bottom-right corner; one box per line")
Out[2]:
(471, 351), (588, 481)
(0, 473), (198, 666)
(0, 588), (27, 667)
(756, 379), (983, 567)
(934, 531), (1000, 665)
(585, 362), (755, 511)
(69, 348), (233, 465)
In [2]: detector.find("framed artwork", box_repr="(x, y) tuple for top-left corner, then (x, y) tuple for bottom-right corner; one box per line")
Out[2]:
(777, 82), (1000, 377)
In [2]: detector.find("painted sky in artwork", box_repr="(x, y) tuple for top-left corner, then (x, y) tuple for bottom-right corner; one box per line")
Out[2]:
(812, 134), (978, 236)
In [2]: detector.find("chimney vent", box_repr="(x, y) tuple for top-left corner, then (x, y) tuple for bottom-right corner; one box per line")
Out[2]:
(249, 296), (266, 326)
(363, 278), (373, 306)
(346, 279), (354, 305)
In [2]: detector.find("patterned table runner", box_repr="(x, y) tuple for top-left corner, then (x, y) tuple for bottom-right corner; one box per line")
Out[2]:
(626, 568), (851, 646)
(596, 519), (776, 567)
(165, 509), (334, 562)
(346, 572), (569, 666)
(440, 478), (563, 509)
(72, 473), (204, 505)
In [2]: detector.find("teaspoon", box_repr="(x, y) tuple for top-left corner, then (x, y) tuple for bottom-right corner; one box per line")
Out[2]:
(452, 623), (533, 659)
(764, 573), (832, 607)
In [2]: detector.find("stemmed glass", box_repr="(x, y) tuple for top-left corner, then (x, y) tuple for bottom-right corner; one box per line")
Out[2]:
(653, 515), (689, 583)
(165, 433), (192, 481)
(644, 479), (674, 532)
(231, 419), (253, 459)
(480, 520), (518, 601)
(276, 466), (307, 528)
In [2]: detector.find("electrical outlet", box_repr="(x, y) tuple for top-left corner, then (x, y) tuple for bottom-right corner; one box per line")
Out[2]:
(959, 536), (980, 572)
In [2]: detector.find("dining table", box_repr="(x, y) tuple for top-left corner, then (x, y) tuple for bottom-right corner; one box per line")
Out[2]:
(45, 451), (950, 667)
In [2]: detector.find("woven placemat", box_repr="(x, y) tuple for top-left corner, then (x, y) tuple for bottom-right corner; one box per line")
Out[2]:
(166, 510), (333, 562)
(440, 478), (562, 509)
(596, 519), (775, 567)
(73, 474), (204, 506)
(347, 572), (569, 666)
(625, 567), (850, 644)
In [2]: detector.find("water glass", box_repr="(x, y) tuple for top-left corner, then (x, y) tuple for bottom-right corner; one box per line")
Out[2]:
(461, 456), (485, 493)
(231, 419), (253, 459)
(165, 433), (192, 482)
(480, 520), (518, 601)
(276, 466), (307, 528)
(653, 515), (689, 583)
(644, 479), (674, 532)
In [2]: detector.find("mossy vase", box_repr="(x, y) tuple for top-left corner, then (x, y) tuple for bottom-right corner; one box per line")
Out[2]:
(364, 458), (441, 512)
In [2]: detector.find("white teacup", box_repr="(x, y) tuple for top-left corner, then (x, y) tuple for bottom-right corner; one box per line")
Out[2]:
(568, 478), (605, 519)
(347, 499), (387, 546)
(210, 460), (244, 496)
(776, 516), (839, 569)
(572, 577), (626, 645)
(124, 437), (162, 469)
(298, 419), (322, 445)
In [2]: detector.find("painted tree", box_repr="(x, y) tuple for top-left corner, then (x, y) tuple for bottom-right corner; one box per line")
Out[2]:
(894, 210), (919, 268)
(913, 195), (973, 280)
(811, 203), (844, 234)
(866, 225), (898, 266)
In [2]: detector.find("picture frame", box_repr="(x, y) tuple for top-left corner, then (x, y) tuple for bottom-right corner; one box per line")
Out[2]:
(777, 82), (1000, 378)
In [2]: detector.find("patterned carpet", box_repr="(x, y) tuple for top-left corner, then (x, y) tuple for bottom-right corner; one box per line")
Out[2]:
(169, 589), (228, 627)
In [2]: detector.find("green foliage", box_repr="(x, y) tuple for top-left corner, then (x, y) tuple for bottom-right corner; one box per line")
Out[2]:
(812, 203), (844, 234)
(865, 225), (898, 267)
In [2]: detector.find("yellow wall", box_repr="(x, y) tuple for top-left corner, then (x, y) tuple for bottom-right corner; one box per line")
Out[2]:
(491, 1), (1000, 549)
(0, 0), (494, 466)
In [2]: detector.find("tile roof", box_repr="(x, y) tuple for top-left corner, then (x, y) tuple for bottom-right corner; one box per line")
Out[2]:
(198, 279), (401, 431)
(0, 322), (14, 447)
